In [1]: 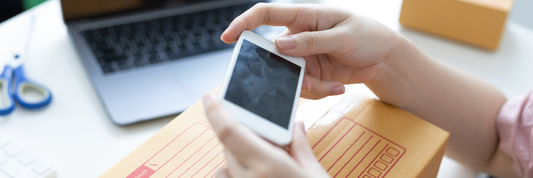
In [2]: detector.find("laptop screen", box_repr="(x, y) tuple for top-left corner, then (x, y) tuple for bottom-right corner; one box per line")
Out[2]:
(61, 0), (220, 21)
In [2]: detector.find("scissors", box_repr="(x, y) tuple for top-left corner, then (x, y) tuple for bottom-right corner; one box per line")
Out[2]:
(0, 15), (52, 115)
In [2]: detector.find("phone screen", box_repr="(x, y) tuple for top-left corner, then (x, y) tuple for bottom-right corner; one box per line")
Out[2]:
(225, 39), (301, 129)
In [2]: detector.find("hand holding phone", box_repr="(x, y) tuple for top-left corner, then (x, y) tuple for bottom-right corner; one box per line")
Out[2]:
(218, 31), (306, 146)
(203, 94), (329, 178)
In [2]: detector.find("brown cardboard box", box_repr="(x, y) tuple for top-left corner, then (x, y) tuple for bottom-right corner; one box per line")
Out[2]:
(399, 0), (513, 50)
(305, 93), (449, 178)
(100, 90), (449, 178)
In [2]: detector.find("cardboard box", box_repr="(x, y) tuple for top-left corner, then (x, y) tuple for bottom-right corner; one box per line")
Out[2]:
(399, 0), (513, 50)
(100, 89), (449, 178)
(304, 93), (449, 178)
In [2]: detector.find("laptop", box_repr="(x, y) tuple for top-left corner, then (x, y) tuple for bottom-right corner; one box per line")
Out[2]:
(61, 0), (282, 125)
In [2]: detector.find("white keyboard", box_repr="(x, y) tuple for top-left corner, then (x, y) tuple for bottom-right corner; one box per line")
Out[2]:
(0, 136), (56, 178)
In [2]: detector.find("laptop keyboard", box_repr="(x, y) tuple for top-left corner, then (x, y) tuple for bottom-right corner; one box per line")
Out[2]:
(81, 2), (258, 74)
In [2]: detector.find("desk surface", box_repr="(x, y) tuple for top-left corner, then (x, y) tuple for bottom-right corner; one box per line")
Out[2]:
(0, 0), (532, 177)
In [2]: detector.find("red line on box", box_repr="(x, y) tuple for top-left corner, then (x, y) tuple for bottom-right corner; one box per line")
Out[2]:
(210, 164), (227, 178)
(367, 168), (382, 178)
(312, 118), (352, 149)
(312, 118), (407, 178)
(319, 124), (356, 162)
(327, 131), (366, 172)
(380, 154), (393, 164)
(357, 144), (388, 178)
(345, 139), (381, 178)
(165, 135), (217, 177)
(386, 147), (400, 157)
(351, 121), (407, 177)
(333, 135), (374, 178)
(126, 165), (156, 178)
(205, 159), (225, 178)
(351, 121), (404, 150)
(156, 127), (210, 172)
(374, 161), (388, 171)
(178, 142), (221, 178)
(191, 149), (224, 178)
(343, 118), (407, 178)
(143, 123), (206, 166)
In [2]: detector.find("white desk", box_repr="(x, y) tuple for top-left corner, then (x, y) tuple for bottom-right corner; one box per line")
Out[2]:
(0, 0), (532, 177)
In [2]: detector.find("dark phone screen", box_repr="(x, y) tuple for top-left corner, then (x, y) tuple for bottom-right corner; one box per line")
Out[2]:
(225, 39), (301, 129)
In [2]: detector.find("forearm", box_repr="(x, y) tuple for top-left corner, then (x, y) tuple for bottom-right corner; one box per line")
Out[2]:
(366, 36), (507, 171)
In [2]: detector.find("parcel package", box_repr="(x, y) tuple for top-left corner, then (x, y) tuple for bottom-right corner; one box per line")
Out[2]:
(100, 91), (449, 178)
(399, 0), (513, 50)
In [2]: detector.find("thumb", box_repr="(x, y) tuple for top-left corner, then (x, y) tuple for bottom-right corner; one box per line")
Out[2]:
(215, 167), (232, 178)
(301, 74), (345, 100)
(275, 30), (341, 56)
(290, 121), (322, 168)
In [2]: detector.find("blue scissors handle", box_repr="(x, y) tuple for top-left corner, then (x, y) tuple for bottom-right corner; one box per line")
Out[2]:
(0, 66), (15, 115)
(12, 65), (52, 109)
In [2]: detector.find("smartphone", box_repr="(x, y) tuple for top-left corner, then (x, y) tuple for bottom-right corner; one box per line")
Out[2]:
(219, 30), (306, 146)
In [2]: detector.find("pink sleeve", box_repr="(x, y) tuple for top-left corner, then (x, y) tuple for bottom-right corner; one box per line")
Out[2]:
(497, 90), (533, 178)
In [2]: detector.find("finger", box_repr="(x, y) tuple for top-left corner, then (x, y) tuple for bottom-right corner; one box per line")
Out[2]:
(224, 150), (247, 177)
(300, 74), (344, 99)
(289, 121), (320, 166)
(289, 122), (329, 178)
(222, 3), (347, 43)
(272, 29), (290, 43)
(203, 93), (273, 163)
(275, 29), (347, 57)
(221, 3), (303, 43)
(301, 75), (311, 92)
(215, 167), (232, 178)
(300, 92), (322, 100)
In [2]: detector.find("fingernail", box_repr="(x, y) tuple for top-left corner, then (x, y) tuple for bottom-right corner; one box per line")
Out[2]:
(219, 34), (225, 42)
(223, 21), (234, 34)
(302, 81), (311, 92)
(331, 85), (345, 95)
(276, 36), (295, 50)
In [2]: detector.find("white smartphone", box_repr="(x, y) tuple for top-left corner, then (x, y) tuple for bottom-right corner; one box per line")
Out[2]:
(218, 30), (306, 146)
